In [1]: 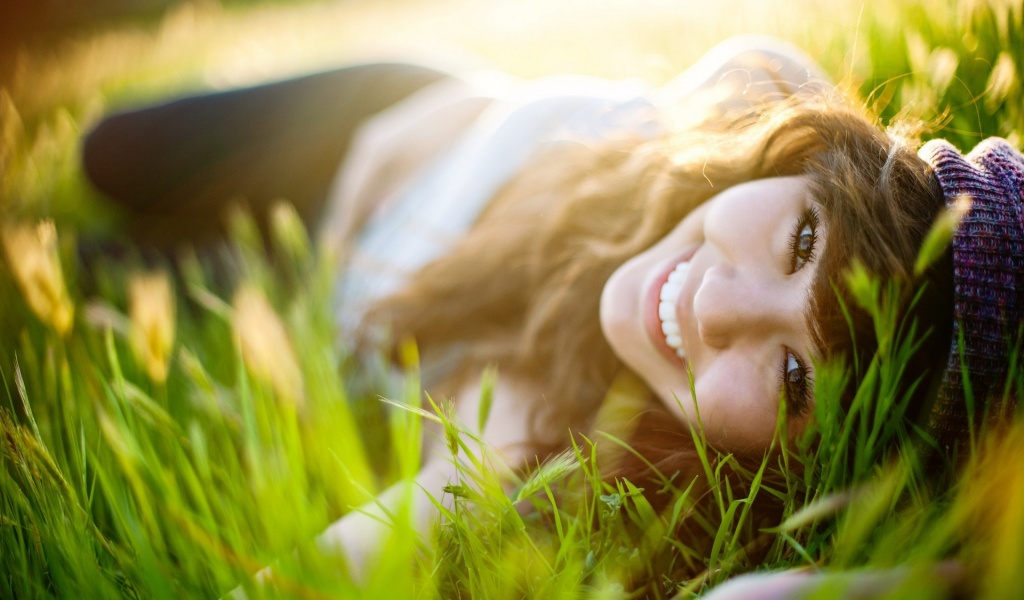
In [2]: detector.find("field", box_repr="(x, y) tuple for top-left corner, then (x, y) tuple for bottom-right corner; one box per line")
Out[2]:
(1, 0), (1023, 598)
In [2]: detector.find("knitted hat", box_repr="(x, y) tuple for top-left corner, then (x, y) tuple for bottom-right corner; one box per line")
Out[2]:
(918, 137), (1024, 449)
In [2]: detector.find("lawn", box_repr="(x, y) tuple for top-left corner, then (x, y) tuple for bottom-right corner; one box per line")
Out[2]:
(1, 0), (1022, 598)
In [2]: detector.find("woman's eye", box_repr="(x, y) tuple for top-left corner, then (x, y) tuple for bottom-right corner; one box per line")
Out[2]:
(788, 208), (819, 273)
(780, 350), (812, 416)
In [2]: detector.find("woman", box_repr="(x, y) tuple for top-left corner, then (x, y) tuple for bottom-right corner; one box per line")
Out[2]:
(81, 35), (1022, 594)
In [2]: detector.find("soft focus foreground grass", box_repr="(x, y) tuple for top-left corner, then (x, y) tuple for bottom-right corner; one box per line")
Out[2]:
(1, 0), (1023, 598)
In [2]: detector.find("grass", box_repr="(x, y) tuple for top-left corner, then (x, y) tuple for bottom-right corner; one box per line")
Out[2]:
(1, 0), (1023, 598)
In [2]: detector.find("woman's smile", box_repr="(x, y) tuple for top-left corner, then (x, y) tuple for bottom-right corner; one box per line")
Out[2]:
(645, 248), (698, 366)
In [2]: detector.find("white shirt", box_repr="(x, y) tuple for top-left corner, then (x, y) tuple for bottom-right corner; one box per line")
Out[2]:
(321, 73), (666, 337)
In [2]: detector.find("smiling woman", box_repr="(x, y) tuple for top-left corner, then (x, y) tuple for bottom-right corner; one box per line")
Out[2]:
(78, 31), (1021, 597)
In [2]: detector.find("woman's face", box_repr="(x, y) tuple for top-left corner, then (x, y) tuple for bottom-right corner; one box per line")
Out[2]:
(600, 176), (822, 450)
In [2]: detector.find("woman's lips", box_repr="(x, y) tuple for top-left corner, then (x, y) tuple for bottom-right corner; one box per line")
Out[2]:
(644, 246), (698, 367)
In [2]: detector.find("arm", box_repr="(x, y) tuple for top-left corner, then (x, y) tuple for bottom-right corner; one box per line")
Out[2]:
(230, 375), (542, 596)
(314, 374), (543, 579)
(318, 77), (500, 263)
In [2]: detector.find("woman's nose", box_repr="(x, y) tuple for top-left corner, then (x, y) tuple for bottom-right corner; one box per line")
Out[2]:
(692, 265), (791, 347)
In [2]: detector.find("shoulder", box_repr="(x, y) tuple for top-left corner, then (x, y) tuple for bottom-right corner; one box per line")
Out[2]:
(654, 35), (832, 111)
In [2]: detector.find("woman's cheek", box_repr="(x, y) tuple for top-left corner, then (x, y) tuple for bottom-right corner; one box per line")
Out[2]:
(692, 362), (780, 449)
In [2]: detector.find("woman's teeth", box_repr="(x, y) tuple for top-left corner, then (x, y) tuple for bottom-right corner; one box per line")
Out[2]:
(658, 260), (690, 360)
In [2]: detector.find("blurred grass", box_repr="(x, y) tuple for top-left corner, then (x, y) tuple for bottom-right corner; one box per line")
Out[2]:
(1, 0), (1023, 598)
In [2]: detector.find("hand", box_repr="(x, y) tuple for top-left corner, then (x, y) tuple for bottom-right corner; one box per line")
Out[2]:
(657, 35), (832, 116)
(703, 562), (964, 600)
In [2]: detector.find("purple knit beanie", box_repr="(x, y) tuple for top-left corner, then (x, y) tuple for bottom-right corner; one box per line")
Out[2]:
(918, 137), (1024, 449)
